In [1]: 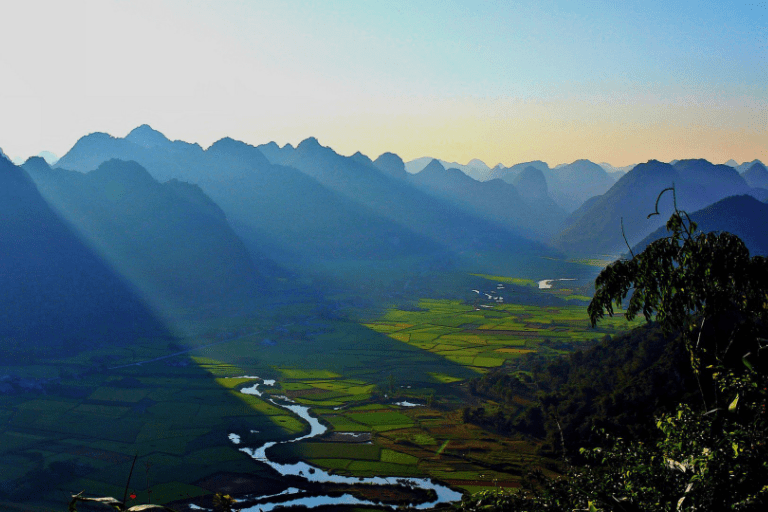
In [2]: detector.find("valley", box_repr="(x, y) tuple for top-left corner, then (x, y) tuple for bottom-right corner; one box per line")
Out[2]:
(2, 125), (766, 511)
(2, 3), (765, 509)
(0, 271), (641, 511)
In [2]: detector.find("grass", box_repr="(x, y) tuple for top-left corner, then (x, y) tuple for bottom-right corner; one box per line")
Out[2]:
(214, 377), (257, 388)
(347, 411), (414, 427)
(272, 442), (381, 461)
(380, 449), (419, 465)
(346, 461), (424, 476)
(428, 372), (464, 383)
(277, 369), (342, 380)
(469, 274), (538, 287)
(1, 275), (639, 509)
(364, 299), (642, 370)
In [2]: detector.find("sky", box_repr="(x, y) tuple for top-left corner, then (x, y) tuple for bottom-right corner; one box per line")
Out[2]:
(0, 0), (765, 167)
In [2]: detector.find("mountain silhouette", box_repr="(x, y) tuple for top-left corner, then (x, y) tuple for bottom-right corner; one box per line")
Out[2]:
(58, 130), (444, 274)
(404, 156), (438, 174)
(543, 159), (616, 212)
(205, 137), (439, 266)
(742, 162), (768, 189)
(23, 157), (263, 317)
(373, 152), (408, 180)
(487, 160), (549, 182)
(598, 162), (635, 179)
(262, 138), (556, 259)
(554, 159), (760, 255)
(411, 160), (566, 241)
(125, 124), (172, 148)
(734, 159), (765, 174)
(57, 126), (206, 183)
(511, 166), (550, 201)
(633, 195), (768, 256)
(1, 155), (168, 359)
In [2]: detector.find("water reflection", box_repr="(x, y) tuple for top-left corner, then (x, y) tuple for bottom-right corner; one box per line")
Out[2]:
(232, 378), (463, 510)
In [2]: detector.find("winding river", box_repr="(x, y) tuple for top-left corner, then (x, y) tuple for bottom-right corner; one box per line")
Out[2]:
(537, 277), (576, 289)
(231, 379), (463, 511)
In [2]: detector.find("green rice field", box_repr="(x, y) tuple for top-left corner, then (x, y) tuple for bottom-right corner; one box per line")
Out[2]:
(0, 277), (645, 509)
(364, 297), (642, 373)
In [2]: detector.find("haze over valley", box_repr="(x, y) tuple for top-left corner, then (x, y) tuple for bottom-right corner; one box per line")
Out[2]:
(2, 123), (767, 509)
(1, 1), (766, 510)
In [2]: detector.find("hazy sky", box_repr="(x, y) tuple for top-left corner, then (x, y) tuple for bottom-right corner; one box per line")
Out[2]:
(1, 0), (765, 166)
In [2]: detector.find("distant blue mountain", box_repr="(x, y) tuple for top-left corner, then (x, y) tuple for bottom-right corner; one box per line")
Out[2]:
(410, 160), (566, 241)
(488, 159), (614, 212)
(260, 137), (556, 260)
(486, 160), (550, 182)
(23, 157), (263, 315)
(125, 123), (172, 148)
(542, 160), (616, 212)
(633, 195), (768, 256)
(511, 166), (549, 202)
(555, 159), (763, 255)
(36, 151), (58, 165)
(742, 162), (768, 189)
(404, 157), (492, 181)
(406, 157), (615, 212)
(0, 155), (168, 359)
(598, 162), (635, 178)
(734, 159), (765, 174)
(373, 152), (409, 180)
(57, 128), (443, 274)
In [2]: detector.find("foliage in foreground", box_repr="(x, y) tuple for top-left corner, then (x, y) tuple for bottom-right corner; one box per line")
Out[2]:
(458, 196), (768, 511)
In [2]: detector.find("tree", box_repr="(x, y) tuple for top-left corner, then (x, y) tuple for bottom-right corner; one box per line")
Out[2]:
(456, 191), (768, 511)
(588, 189), (767, 410)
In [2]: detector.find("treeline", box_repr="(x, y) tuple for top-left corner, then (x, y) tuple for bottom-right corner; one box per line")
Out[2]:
(466, 323), (699, 456)
(535, 323), (697, 455)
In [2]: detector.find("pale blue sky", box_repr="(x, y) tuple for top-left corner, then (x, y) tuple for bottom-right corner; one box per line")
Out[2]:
(0, 0), (764, 166)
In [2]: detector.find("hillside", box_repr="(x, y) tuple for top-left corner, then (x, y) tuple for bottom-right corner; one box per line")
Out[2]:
(0, 155), (167, 359)
(554, 159), (760, 255)
(55, 128), (444, 274)
(410, 160), (566, 241)
(633, 195), (768, 256)
(258, 137), (558, 261)
(23, 157), (263, 315)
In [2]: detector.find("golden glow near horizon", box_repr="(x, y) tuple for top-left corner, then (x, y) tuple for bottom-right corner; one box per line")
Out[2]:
(0, 0), (765, 168)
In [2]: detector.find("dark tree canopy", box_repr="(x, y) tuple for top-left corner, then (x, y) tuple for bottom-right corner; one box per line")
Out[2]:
(458, 192), (768, 511)
(588, 201), (768, 378)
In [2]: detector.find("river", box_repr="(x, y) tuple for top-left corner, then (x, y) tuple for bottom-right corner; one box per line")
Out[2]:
(230, 378), (463, 511)
(537, 278), (576, 289)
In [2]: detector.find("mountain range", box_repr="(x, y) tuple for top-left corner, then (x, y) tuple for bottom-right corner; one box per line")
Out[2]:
(554, 159), (766, 255)
(22, 156), (263, 317)
(0, 153), (168, 360)
(405, 157), (618, 212)
(56, 127), (562, 279)
(732, 159), (765, 174)
(633, 195), (768, 257)
(15, 124), (767, 287)
(409, 159), (566, 241)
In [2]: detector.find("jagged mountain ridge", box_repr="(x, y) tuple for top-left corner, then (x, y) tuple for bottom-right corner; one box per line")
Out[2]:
(554, 159), (763, 256)
(56, 129), (446, 271)
(55, 125), (767, 272)
(742, 162), (768, 190)
(632, 195), (768, 257)
(23, 157), (263, 313)
(0, 155), (168, 358)
(257, 138), (556, 258)
(409, 160), (566, 241)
